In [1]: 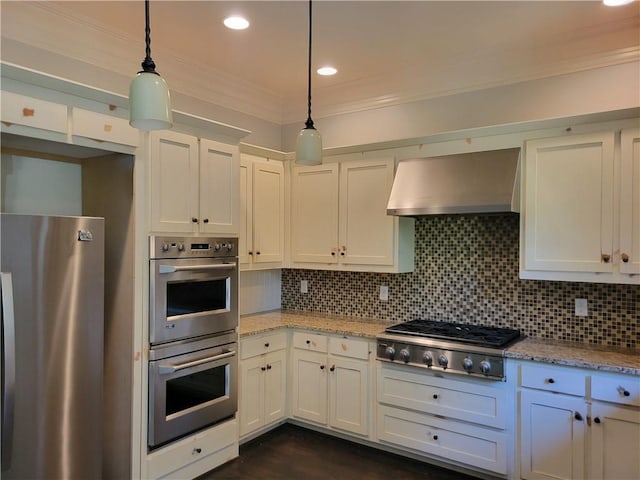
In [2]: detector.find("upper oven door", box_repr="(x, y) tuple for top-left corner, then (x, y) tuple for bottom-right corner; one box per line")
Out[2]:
(150, 257), (238, 345)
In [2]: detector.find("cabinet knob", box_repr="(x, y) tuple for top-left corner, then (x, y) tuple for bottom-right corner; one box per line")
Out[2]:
(203, 218), (209, 224)
(266, 364), (272, 370)
(574, 412), (583, 421)
(320, 365), (325, 370)
(248, 251), (253, 255)
(433, 434), (438, 441)
(192, 448), (202, 455)
(546, 378), (555, 384)
(306, 340), (311, 345)
(261, 366), (266, 371)
(601, 253), (611, 263)
(256, 251), (261, 255)
(330, 365), (335, 372)
(621, 253), (630, 263)
(594, 417), (601, 424)
(617, 386), (630, 397)
(433, 393), (439, 399)
(22, 107), (35, 117)
(191, 217), (198, 223)
(331, 252), (336, 256)
(340, 252), (345, 256)
(264, 342), (270, 348)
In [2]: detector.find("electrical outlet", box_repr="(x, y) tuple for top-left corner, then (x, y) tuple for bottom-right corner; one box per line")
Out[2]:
(379, 285), (389, 301)
(575, 298), (588, 317)
(300, 280), (308, 294)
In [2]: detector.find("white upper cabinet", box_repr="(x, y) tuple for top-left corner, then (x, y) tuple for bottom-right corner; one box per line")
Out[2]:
(1, 90), (67, 135)
(291, 158), (414, 272)
(149, 131), (239, 235)
(239, 154), (285, 269)
(619, 128), (640, 275)
(520, 129), (638, 284)
(71, 107), (139, 147)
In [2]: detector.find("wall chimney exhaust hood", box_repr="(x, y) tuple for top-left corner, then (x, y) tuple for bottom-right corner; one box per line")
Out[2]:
(387, 148), (521, 216)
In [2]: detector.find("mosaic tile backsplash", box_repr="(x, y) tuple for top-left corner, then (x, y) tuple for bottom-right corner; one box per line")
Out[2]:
(282, 215), (639, 349)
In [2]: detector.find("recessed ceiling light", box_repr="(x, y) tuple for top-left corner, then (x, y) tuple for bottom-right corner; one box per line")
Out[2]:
(317, 66), (337, 76)
(602, 0), (634, 6)
(224, 16), (249, 30)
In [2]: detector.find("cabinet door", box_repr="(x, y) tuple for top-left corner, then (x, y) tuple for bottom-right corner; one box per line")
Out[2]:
(520, 390), (586, 480)
(291, 349), (328, 424)
(252, 161), (284, 264)
(523, 132), (615, 273)
(339, 158), (395, 266)
(239, 355), (265, 437)
(150, 131), (199, 233)
(291, 164), (339, 263)
(589, 403), (640, 480)
(264, 349), (287, 425)
(328, 357), (368, 436)
(620, 128), (640, 275)
(238, 159), (252, 265)
(199, 139), (238, 235)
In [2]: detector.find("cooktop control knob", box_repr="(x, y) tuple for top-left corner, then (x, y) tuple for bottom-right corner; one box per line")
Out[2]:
(462, 357), (474, 372)
(161, 242), (170, 252)
(438, 354), (448, 369)
(399, 349), (410, 363)
(385, 346), (396, 360)
(423, 351), (433, 366)
(479, 360), (491, 375)
(214, 243), (221, 252)
(177, 242), (185, 252)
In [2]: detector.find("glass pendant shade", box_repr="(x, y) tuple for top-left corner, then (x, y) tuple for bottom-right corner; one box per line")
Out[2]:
(129, 71), (173, 130)
(296, 125), (322, 166)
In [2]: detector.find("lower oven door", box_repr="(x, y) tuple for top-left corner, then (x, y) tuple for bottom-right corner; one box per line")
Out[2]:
(148, 339), (238, 449)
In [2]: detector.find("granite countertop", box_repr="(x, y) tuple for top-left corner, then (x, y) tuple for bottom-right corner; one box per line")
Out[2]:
(240, 310), (640, 376)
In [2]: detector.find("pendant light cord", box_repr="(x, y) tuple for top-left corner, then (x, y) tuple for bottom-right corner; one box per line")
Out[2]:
(141, 0), (158, 74)
(305, 0), (315, 129)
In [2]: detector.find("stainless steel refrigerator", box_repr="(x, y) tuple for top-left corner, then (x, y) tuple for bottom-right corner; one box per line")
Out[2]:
(1, 213), (104, 479)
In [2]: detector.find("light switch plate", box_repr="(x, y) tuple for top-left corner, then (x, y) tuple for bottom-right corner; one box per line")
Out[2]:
(575, 298), (588, 316)
(300, 280), (308, 294)
(379, 285), (389, 301)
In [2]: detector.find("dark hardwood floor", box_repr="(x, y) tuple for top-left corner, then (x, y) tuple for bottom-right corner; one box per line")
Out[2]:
(200, 423), (480, 480)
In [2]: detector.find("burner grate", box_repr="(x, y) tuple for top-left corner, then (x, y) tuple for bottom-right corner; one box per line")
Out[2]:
(385, 319), (521, 348)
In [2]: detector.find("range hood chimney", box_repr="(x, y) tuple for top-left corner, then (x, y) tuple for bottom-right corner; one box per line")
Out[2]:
(387, 148), (521, 216)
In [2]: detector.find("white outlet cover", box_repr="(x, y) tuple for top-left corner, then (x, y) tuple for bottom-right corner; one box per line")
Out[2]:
(575, 298), (588, 316)
(300, 280), (308, 294)
(380, 285), (389, 301)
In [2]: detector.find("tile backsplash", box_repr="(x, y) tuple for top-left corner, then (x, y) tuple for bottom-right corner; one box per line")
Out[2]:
(282, 215), (638, 349)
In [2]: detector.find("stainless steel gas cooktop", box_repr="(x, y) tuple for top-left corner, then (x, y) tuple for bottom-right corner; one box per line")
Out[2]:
(376, 320), (522, 380)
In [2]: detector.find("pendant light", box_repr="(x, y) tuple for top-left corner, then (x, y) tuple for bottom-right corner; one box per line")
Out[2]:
(295, 0), (322, 165)
(129, 0), (173, 130)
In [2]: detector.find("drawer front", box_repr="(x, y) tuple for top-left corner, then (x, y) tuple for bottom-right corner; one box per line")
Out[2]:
(72, 107), (140, 146)
(591, 373), (640, 407)
(1, 91), (67, 133)
(377, 364), (507, 429)
(146, 419), (237, 479)
(292, 331), (328, 352)
(328, 336), (370, 360)
(377, 405), (507, 475)
(241, 331), (287, 360)
(520, 363), (586, 396)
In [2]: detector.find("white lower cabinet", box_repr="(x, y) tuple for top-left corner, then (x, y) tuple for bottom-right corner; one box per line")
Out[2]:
(239, 332), (288, 438)
(291, 331), (371, 437)
(376, 363), (511, 476)
(517, 361), (640, 480)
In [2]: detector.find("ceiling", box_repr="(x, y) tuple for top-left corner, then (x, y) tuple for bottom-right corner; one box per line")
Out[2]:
(1, 1), (639, 124)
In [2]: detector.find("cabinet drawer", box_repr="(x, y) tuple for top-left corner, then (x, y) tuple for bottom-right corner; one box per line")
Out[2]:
(520, 363), (585, 396)
(146, 419), (237, 479)
(377, 405), (508, 475)
(378, 364), (507, 429)
(1, 91), (67, 133)
(72, 107), (140, 146)
(328, 336), (370, 360)
(241, 331), (287, 360)
(591, 373), (640, 407)
(292, 331), (328, 352)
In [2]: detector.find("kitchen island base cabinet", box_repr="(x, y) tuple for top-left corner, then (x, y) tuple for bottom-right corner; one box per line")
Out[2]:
(145, 418), (238, 480)
(291, 332), (370, 437)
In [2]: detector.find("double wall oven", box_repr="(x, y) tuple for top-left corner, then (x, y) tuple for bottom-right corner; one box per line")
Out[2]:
(148, 236), (238, 449)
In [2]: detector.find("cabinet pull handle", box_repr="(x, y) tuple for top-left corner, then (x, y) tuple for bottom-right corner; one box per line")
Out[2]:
(601, 253), (611, 263)
(261, 366), (266, 371)
(203, 218), (209, 224)
(256, 251), (261, 255)
(22, 108), (35, 117)
(340, 252), (345, 256)
(266, 364), (272, 370)
(248, 251), (253, 255)
(574, 412), (583, 421)
(621, 253), (630, 263)
(330, 365), (335, 372)
(594, 417), (601, 424)
(320, 365), (325, 370)
(331, 252), (336, 256)
(546, 378), (555, 384)
(264, 342), (270, 348)
(433, 434), (438, 441)
(191, 217), (198, 223)
(433, 394), (439, 399)
(192, 448), (202, 455)
(306, 340), (311, 345)
(617, 386), (630, 397)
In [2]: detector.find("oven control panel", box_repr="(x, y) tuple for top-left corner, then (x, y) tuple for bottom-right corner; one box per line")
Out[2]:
(150, 236), (237, 259)
(376, 339), (506, 380)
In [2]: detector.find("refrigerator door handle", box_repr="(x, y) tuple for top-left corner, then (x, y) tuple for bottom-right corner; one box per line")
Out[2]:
(1, 272), (16, 471)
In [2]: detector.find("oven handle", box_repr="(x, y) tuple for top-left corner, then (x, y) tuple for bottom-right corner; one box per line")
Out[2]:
(158, 350), (236, 374)
(159, 264), (235, 274)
